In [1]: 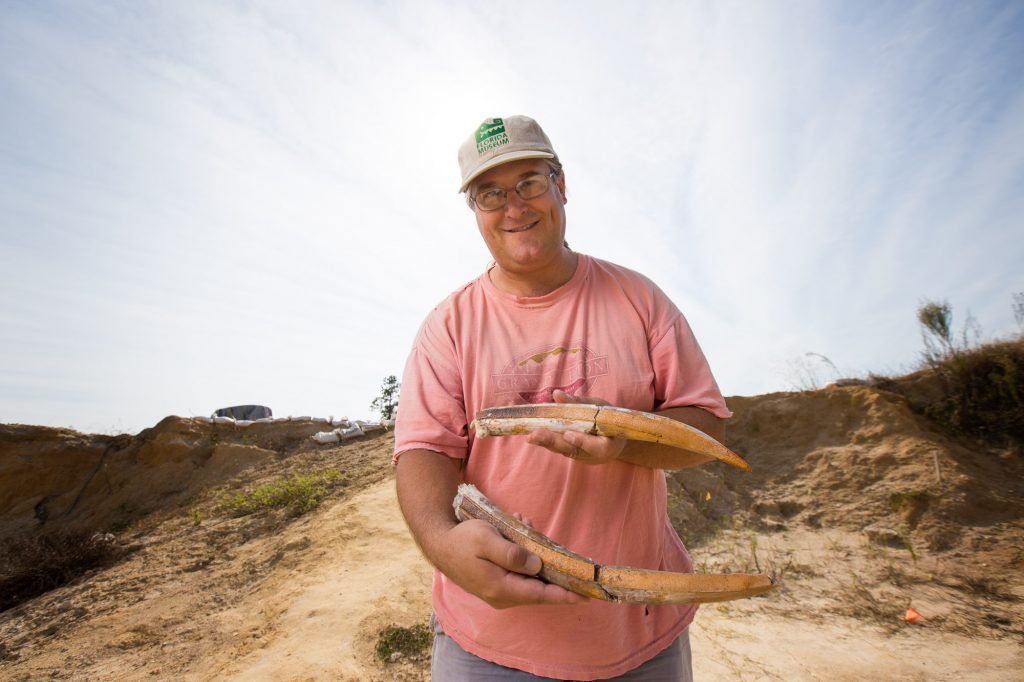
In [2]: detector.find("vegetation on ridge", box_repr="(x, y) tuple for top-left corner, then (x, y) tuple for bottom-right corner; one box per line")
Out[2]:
(219, 468), (347, 516)
(872, 298), (1024, 444)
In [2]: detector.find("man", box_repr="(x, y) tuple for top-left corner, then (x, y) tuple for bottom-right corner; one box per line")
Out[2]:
(394, 115), (732, 680)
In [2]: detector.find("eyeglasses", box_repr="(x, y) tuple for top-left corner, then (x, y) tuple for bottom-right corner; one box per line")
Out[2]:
(469, 171), (559, 211)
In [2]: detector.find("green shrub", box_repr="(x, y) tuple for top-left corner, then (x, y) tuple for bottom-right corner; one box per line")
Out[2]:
(0, 530), (121, 612)
(922, 339), (1024, 442)
(917, 300), (953, 352)
(375, 622), (432, 662)
(220, 468), (345, 516)
(889, 490), (929, 512)
(896, 300), (1024, 443)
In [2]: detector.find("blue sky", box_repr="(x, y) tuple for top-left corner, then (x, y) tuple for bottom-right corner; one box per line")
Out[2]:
(2, 1), (1022, 434)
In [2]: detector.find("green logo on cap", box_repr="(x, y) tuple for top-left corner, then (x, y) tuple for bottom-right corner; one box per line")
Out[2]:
(476, 118), (509, 154)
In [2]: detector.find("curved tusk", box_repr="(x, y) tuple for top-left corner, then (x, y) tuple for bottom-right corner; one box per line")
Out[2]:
(472, 403), (750, 471)
(453, 483), (610, 600)
(453, 484), (775, 604)
(472, 404), (600, 438)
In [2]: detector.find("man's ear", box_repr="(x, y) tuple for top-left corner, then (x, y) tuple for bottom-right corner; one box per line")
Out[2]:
(557, 173), (568, 204)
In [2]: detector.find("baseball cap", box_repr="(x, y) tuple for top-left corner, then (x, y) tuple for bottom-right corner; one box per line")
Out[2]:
(458, 115), (559, 193)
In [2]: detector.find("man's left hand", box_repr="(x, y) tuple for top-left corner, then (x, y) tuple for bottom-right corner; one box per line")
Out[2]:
(526, 389), (627, 465)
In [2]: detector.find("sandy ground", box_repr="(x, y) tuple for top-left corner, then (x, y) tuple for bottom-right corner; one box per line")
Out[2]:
(6, 473), (1020, 681)
(691, 615), (1020, 681)
(689, 527), (1024, 681)
(197, 480), (1024, 681)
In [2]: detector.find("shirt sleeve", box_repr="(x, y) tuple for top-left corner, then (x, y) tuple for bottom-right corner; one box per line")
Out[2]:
(392, 313), (470, 465)
(649, 310), (733, 420)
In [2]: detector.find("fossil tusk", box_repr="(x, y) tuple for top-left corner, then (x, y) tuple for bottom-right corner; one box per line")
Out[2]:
(472, 403), (750, 471)
(453, 484), (775, 604)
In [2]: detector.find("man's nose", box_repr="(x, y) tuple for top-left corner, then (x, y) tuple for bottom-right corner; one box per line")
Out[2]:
(504, 189), (529, 216)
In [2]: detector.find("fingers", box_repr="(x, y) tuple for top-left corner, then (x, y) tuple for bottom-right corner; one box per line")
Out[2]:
(453, 520), (587, 608)
(492, 535), (543, 576)
(526, 427), (577, 457)
(488, 536), (588, 606)
(564, 430), (627, 463)
(527, 427), (626, 465)
(551, 389), (608, 406)
(497, 571), (590, 607)
(511, 511), (535, 528)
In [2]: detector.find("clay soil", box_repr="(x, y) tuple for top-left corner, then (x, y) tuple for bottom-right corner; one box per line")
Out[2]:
(1, 383), (1022, 681)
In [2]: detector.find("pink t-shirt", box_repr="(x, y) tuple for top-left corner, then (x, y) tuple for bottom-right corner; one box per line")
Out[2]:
(394, 254), (731, 680)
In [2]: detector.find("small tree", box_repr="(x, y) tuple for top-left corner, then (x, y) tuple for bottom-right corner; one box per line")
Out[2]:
(918, 299), (953, 359)
(910, 298), (1024, 439)
(1013, 292), (1024, 331)
(370, 375), (401, 420)
(917, 299), (983, 366)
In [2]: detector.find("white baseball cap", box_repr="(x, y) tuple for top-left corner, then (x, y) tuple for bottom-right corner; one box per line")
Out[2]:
(457, 115), (559, 193)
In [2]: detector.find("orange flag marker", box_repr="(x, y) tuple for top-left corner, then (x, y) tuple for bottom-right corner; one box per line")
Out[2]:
(905, 607), (922, 624)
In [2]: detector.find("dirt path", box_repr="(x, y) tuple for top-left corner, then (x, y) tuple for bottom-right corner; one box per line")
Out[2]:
(199, 479), (433, 681)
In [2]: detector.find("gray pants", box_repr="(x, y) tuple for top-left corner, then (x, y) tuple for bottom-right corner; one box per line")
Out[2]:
(431, 615), (693, 681)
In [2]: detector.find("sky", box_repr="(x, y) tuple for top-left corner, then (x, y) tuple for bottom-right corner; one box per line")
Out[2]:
(1, 1), (1022, 434)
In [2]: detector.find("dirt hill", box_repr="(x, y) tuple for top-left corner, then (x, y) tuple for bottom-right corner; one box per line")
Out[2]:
(1, 382), (1022, 680)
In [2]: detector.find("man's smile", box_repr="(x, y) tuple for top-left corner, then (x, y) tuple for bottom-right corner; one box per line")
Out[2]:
(504, 220), (538, 234)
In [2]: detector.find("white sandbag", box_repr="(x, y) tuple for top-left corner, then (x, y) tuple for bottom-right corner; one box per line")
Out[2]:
(235, 420), (254, 427)
(331, 417), (350, 427)
(194, 416), (214, 423)
(312, 430), (341, 444)
(339, 424), (364, 440)
(254, 417), (274, 423)
(312, 417), (330, 423)
(213, 416), (235, 424)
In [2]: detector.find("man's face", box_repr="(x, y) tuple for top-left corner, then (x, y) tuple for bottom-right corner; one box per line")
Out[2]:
(469, 158), (568, 279)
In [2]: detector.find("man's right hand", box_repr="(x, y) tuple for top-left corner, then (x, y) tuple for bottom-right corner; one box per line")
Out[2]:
(395, 448), (587, 609)
(438, 518), (588, 609)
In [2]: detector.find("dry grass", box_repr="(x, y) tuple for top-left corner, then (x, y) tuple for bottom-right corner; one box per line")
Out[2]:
(0, 530), (123, 613)
(960, 575), (1020, 602)
(837, 579), (907, 632)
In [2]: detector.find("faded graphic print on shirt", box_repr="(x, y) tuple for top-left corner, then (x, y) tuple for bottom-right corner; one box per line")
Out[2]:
(491, 341), (609, 404)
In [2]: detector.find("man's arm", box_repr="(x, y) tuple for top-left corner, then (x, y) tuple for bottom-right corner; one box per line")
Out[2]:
(526, 390), (726, 470)
(394, 448), (587, 609)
